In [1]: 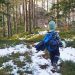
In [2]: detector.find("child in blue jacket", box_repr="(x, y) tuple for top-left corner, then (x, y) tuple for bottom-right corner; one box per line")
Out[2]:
(35, 20), (63, 71)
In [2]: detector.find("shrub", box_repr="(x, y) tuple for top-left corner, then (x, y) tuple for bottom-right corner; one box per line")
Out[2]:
(60, 31), (75, 39)
(66, 39), (75, 48)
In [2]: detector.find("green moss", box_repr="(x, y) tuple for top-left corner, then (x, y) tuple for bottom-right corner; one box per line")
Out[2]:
(19, 32), (30, 37)
(23, 52), (32, 63)
(9, 53), (21, 60)
(0, 30), (75, 48)
(0, 40), (22, 48)
(13, 59), (26, 68)
(60, 31), (75, 39)
(26, 34), (44, 42)
(0, 56), (10, 67)
(3, 65), (13, 72)
(0, 65), (13, 75)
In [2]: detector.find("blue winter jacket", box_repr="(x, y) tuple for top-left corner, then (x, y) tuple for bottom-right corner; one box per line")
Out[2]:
(35, 31), (62, 52)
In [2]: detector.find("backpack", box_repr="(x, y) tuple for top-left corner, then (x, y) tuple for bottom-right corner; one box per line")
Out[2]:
(35, 31), (62, 52)
(44, 31), (62, 51)
(49, 32), (60, 46)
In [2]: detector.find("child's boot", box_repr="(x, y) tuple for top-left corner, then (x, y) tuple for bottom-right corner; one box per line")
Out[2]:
(51, 62), (60, 73)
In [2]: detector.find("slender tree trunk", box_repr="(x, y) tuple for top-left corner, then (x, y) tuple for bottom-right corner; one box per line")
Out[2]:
(35, 0), (38, 27)
(47, 0), (48, 12)
(7, 4), (12, 37)
(25, 0), (28, 31)
(31, 0), (34, 30)
(42, 0), (43, 9)
(15, 4), (18, 33)
(29, 0), (32, 33)
(19, 4), (22, 26)
(1, 4), (6, 37)
(42, 0), (44, 20)
(56, 0), (59, 26)
(67, 0), (71, 30)
(72, 9), (75, 23)
(13, 0), (16, 33)
(10, 15), (12, 36)
(43, 0), (45, 9)
(2, 13), (6, 37)
(33, 0), (35, 28)
(57, 0), (59, 18)
(23, 0), (26, 32)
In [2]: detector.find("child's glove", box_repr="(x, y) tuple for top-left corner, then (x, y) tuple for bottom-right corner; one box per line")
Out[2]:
(35, 41), (45, 51)
(61, 41), (66, 48)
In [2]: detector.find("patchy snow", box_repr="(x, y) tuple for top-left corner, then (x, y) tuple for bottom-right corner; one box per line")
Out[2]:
(38, 31), (47, 35)
(19, 56), (25, 62)
(0, 44), (75, 75)
(31, 50), (62, 75)
(18, 38), (26, 40)
(65, 38), (74, 41)
(0, 44), (28, 57)
(60, 47), (75, 62)
(1, 60), (19, 75)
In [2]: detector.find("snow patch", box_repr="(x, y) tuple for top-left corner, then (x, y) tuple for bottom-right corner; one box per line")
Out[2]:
(0, 44), (75, 75)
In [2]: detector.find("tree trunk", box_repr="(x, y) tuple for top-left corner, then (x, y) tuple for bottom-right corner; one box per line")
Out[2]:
(33, 0), (36, 28)
(7, 4), (12, 37)
(56, 0), (59, 26)
(47, 0), (48, 12)
(29, 0), (32, 33)
(19, 4), (22, 26)
(35, 0), (38, 27)
(13, 0), (16, 32)
(25, 0), (28, 31)
(23, 0), (26, 32)
(31, 0), (34, 30)
(15, 4), (18, 33)
(2, 13), (6, 37)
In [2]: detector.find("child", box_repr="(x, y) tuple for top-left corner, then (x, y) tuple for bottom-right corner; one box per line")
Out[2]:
(35, 20), (63, 72)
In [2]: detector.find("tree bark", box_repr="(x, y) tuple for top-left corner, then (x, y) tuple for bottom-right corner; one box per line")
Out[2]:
(13, 0), (16, 32)
(25, 0), (28, 32)
(33, 0), (36, 28)
(47, 0), (48, 12)
(15, 4), (18, 33)
(2, 13), (6, 37)
(23, 0), (26, 32)
(29, 0), (32, 33)
(7, 4), (12, 37)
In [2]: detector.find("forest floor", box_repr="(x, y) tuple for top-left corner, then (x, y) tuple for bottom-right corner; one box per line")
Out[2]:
(0, 43), (75, 75)
(0, 31), (75, 75)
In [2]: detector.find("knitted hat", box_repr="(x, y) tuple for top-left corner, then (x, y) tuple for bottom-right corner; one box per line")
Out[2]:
(49, 20), (56, 31)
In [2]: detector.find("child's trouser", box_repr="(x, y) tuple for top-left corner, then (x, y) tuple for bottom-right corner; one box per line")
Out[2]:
(49, 49), (60, 65)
